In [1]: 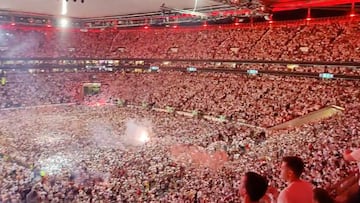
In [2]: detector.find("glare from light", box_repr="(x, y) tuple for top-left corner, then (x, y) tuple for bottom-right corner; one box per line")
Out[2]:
(60, 18), (69, 28)
(138, 130), (150, 143)
(62, 0), (68, 15)
(39, 154), (72, 175)
(193, 0), (198, 12)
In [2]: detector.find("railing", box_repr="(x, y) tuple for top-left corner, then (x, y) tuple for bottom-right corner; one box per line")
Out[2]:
(1, 58), (360, 66)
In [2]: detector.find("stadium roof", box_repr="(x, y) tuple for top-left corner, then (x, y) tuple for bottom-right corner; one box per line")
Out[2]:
(0, 0), (228, 18)
(263, 0), (360, 11)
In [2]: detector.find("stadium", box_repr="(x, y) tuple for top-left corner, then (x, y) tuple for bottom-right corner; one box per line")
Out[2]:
(0, 0), (360, 202)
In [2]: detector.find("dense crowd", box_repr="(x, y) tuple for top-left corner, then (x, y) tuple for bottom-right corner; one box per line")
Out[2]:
(0, 97), (359, 202)
(0, 70), (359, 202)
(0, 18), (360, 62)
(0, 15), (359, 202)
(0, 72), (79, 108)
(1, 71), (359, 127)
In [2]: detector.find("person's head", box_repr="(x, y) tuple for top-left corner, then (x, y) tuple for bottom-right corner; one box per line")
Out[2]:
(346, 189), (360, 203)
(239, 172), (268, 203)
(313, 188), (334, 203)
(280, 156), (305, 182)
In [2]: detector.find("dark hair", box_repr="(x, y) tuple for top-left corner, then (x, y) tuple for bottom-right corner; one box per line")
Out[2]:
(282, 156), (305, 178)
(245, 172), (268, 202)
(313, 188), (334, 203)
(346, 192), (360, 203)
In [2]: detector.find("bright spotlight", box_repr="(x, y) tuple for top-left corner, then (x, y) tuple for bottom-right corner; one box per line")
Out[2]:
(60, 18), (69, 28)
(138, 130), (150, 143)
(39, 154), (72, 175)
(193, 0), (198, 12)
(62, 0), (68, 15)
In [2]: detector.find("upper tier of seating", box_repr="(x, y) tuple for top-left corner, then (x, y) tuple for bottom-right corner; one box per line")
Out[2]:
(0, 18), (359, 62)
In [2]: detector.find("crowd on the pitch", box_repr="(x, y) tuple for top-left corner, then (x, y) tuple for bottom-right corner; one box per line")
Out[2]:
(0, 70), (359, 202)
(0, 103), (359, 202)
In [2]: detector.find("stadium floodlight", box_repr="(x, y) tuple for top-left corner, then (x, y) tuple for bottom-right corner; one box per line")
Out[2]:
(62, 0), (68, 15)
(60, 18), (69, 28)
(66, 0), (84, 2)
(160, 3), (207, 18)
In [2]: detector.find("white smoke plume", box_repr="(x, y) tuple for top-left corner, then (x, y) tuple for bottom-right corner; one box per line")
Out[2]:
(87, 118), (151, 149)
(87, 119), (124, 149)
(122, 119), (152, 147)
(4, 31), (41, 58)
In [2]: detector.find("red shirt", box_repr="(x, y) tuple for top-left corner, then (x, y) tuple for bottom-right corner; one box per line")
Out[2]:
(277, 180), (313, 203)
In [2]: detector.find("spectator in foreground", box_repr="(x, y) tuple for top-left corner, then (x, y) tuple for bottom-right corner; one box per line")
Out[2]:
(239, 171), (269, 203)
(277, 156), (314, 203)
(343, 148), (360, 203)
(313, 188), (335, 203)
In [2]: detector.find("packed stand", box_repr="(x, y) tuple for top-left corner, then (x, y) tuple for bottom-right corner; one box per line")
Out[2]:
(1, 71), (359, 128)
(1, 19), (360, 62)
